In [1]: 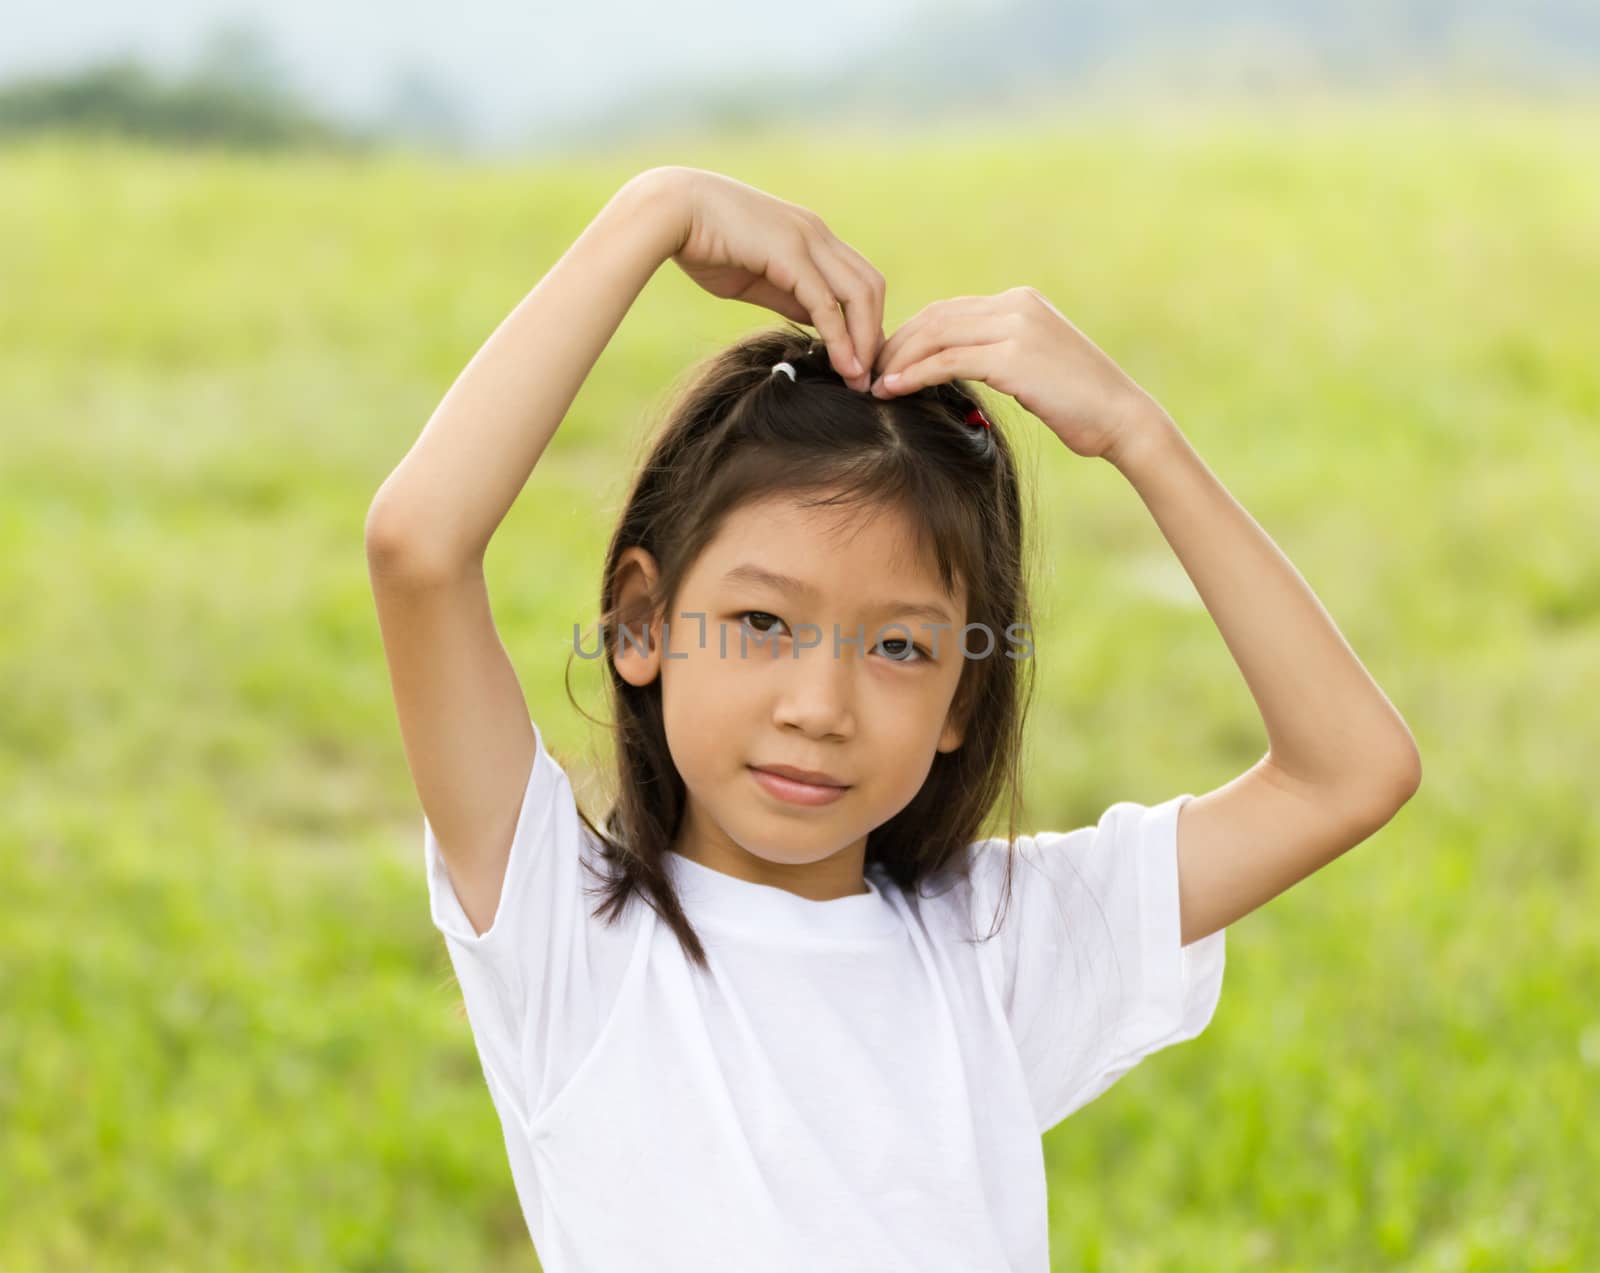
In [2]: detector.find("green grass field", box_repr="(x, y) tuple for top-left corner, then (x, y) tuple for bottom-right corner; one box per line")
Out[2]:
(2, 99), (1597, 1271)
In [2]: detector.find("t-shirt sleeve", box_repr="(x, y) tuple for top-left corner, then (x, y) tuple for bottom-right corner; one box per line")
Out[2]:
(422, 717), (637, 1129)
(975, 792), (1227, 1135)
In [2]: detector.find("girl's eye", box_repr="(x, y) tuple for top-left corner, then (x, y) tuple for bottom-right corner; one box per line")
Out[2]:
(738, 610), (788, 638)
(875, 635), (931, 664)
(735, 612), (930, 664)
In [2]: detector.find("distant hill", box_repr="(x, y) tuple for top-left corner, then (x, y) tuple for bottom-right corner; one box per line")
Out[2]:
(535, 0), (1600, 153)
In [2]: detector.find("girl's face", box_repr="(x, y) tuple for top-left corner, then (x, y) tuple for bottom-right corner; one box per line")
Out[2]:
(613, 492), (969, 898)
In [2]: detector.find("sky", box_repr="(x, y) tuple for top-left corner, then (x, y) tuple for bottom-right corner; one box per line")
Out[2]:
(4, 0), (976, 146)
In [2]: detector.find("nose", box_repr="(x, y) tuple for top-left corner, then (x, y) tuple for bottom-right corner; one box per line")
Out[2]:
(770, 625), (856, 739)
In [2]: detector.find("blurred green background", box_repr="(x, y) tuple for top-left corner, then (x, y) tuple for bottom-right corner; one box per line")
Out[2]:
(3, 97), (1598, 1271)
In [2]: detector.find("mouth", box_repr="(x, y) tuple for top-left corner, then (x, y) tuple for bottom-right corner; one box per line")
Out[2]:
(748, 766), (852, 807)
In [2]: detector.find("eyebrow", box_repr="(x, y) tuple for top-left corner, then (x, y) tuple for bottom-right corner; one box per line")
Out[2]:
(719, 563), (957, 628)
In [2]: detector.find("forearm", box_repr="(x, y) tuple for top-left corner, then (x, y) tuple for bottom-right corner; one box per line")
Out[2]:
(366, 168), (687, 570)
(1106, 412), (1421, 801)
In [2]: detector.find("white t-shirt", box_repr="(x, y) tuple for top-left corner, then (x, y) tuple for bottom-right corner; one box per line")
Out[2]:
(423, 719), (1226, 1273)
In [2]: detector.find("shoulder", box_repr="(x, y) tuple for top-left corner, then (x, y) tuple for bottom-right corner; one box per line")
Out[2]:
(937, 799), (1177, 935)
(884, 835), (1033, 941)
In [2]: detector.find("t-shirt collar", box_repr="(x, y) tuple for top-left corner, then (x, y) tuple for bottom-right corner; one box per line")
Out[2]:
(663, 848), (903, 941)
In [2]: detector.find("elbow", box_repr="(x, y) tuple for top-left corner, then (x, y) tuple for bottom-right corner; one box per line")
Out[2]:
(364, 501), (422, 572)
(364, 498), (479, 583)
(1387, 732), (1423, 803)
(365, 499), (419, 561)
(1277, 732), (1422, 830)
(1400, 744), (1423, 803)
(1361, 734), (1423, 823)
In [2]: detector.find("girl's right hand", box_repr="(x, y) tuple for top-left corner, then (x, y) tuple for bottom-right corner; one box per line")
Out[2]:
(654, 166), (886, 393)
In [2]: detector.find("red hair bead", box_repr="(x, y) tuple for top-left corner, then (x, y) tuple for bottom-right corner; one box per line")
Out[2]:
(965, 407), (992, 431)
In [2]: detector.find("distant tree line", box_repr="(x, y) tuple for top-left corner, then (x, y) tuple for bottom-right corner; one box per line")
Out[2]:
(0, 57), (372, 152)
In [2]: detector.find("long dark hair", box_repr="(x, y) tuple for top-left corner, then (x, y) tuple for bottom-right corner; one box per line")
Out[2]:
(562, 321), (1040, 970)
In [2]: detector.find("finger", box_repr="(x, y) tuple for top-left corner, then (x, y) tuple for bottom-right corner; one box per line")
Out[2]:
(875, 311), (1008, 384)
(786, 249), (860, 382)
(873, 303), (933, 375)
(815, 238), (887, 379)
(875, 341), (1004, 398)
(873, 294), (996, 376)
(806, 240), (880, 385)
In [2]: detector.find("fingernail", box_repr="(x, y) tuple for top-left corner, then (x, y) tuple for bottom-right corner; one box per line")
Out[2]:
(883, 372), (903, 387)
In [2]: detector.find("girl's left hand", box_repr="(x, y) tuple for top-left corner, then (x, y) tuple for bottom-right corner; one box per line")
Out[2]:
(869, 286), (1168, 462)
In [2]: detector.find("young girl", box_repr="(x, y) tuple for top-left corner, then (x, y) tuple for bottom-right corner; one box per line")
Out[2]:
(365, 165), (1421, 1271)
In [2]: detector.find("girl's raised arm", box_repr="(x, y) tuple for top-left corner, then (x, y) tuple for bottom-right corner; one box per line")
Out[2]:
(364, 170), (691, 935)
(365, 166), (884, 935)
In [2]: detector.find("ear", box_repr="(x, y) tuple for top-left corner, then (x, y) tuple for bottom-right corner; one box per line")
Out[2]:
(611, 546), (667, 688)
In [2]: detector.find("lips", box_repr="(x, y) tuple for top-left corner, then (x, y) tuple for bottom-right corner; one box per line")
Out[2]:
(750, 763), (849, 788)
(748, 765), (853, 807)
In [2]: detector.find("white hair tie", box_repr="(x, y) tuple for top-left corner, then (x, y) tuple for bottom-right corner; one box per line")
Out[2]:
(770, 361), (796, 382)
